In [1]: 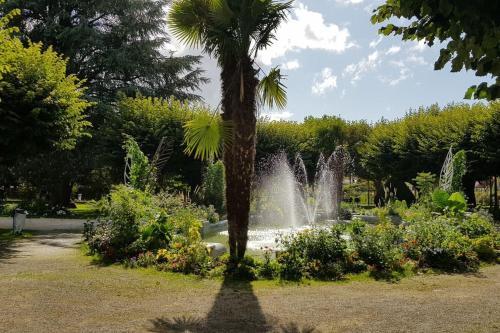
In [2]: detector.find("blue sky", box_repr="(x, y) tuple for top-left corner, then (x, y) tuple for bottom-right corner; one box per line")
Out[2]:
(168, 0), (484, 122)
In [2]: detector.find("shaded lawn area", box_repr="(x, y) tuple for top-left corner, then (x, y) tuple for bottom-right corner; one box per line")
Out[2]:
(0, 201), (99, 219)
(0, 232), (499, 333)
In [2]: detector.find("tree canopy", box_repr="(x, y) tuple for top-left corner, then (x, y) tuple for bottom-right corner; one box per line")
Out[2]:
(0, 12), (91, 166)
(1, 0), (208, 101)
(372, 0), (500, 100)
(359, 102), (500, 205)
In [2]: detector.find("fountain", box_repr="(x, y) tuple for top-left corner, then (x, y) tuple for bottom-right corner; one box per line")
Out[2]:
(217, 147), (351, 250)
(254, 147), (350, 228)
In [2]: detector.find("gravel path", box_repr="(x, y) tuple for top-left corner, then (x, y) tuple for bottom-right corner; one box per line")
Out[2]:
(0, 217), (86, 231)
(0, 230), (499, 333)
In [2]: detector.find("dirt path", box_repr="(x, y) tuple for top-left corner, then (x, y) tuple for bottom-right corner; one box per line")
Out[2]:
(0, 232), (499, 333)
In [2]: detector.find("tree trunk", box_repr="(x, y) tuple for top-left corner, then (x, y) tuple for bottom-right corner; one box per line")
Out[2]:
(49, 181), (74, 207)
(374, 179), (385, 207)
(462, 174), (476, 208)
(494, 176), (498, 210)
(221, 57), (258, 260)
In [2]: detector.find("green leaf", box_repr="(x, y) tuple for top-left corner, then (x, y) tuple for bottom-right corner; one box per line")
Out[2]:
(258, 67), (287, 110)
(183, 111), (230, 161)
(464, 85), (476, 99)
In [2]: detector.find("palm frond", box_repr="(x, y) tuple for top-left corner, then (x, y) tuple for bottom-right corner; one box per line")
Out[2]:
(168, 0), (210, 48)
(258, 67), (287, 110)
(210, 0), (234, 28)
(183, 111), (231, 161)
(252, 1), (293, 54)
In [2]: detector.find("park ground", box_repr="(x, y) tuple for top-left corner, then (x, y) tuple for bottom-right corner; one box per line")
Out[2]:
(0, 228), (499, 333)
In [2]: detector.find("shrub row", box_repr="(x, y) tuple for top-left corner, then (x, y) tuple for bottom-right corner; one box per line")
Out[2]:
(272, 212), (499, 281)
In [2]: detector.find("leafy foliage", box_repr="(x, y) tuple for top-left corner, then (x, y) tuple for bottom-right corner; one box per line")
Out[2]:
(360, 103), (500, 206)
(431, 189), (467, 215)
(258, 67), (287, 109)
(352, 222), (405, 274)
(372, 0), (500, 100)
(275, 225), (368, 281)
(168, 0), (292, 65)
(0, 22), (91, 166)
(123, 136), (153, 191)
(404, 217), (479, 272)
(0, 0), (207, 101)
(413, 172), (436, 202)
(84, 185), (208, 262)
(183, 112), (228, 161)
(200, 161), (226, 214)
(451, 150), (467, 193)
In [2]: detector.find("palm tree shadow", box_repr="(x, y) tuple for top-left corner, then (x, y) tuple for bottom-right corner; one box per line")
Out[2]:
(149, 277), (320, 333)
(149, 277), (272, 333)
(0, 231), (23, 262)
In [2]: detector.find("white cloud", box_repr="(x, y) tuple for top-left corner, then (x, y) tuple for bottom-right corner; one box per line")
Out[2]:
(282, 59), (301, 70)
(386, 46), (401, 55)
(363, 3), (376, 14)
(343, 51), (381, 85)
(336, 0), (364, 5)
(411, 40), (427, 52)
(261, 111), (294, 121)
(381, 67), (412, 86)
(257, 2), (355, 66)
(340, 89), (347, 99)
(369, 36), (383, 48)
(406, 54), (427, 65)
(312, 68), (338, 95)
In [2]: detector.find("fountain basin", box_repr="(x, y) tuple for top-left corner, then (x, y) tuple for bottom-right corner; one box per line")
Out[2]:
(217, 223), (351, 251)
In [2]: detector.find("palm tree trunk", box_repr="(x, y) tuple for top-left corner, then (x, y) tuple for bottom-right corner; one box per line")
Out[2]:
(221, 57), (258, 260)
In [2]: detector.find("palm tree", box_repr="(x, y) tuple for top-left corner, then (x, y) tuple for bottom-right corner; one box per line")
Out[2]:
(169, 0), (291, 260)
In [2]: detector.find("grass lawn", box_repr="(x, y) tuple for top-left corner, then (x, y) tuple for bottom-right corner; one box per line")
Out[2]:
(0, 200), (99, 219)
(0, 231), (499, 333)
(69, 201), (99, 219)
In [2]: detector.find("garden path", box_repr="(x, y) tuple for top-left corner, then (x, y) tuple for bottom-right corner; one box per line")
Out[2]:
(0, 217), (85, 231)
(0, 228), (499, 333)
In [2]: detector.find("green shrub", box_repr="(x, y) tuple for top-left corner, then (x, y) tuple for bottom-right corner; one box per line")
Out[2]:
(447, 192), (467, 214)
(397, 203), (432, 223)
(432, 189), (450, 211)
(277, 226), (351, 280)
(139, 212), (174, 251)
(413, 172), (437, 201)
(156, 239), (212, 276)
(169, 208), (203, 242)
(276, 250), (305, 281)
(472, 236), (498, 262)
(84, 185), (155, 259)
(347, 218), (368, 235)
(257, 251), (279, 280)
(431, 190), (467, 215)
(123, 136), (152, 191)
(352, 222), (404, 273)
(85, 185), (206, 263)
(205, 205), (220, 224)
(451, 150), (466, 193)
(154, 191), (187, 214)
(124, 251), (157, 268)
(339, 207), (352, 220)
(200, 161), (225, 214)
(404, 218), (479, 272)
(458, 212), (495, 238)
